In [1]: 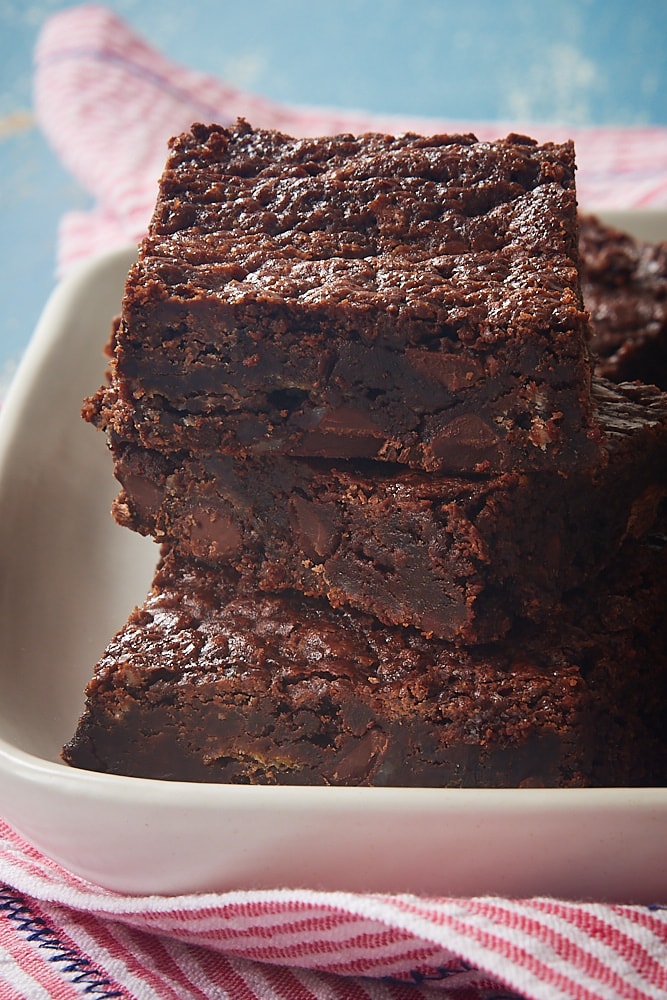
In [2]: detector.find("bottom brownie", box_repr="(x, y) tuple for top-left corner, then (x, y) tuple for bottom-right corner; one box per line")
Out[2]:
(62, 529), (667, 788)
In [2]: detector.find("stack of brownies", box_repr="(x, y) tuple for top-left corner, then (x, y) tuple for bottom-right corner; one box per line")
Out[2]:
(63, 121), (667, 786)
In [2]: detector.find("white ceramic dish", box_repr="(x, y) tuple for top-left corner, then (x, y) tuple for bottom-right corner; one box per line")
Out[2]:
(1, 212), (666, 902)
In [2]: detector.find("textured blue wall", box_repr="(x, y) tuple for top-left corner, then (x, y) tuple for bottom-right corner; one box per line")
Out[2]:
(1, 0), (666, 125)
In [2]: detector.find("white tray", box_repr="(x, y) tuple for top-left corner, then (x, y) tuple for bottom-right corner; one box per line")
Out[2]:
(0, 212), (666, 900)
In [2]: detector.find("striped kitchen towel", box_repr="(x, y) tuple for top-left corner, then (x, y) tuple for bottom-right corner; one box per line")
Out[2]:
(33, 3), (667, 275)
(2, 819), (667, 1000)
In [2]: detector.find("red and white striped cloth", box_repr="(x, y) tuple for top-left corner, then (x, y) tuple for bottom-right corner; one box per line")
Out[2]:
(2, 4), (664, 997)
(2, 818), (667, 1000)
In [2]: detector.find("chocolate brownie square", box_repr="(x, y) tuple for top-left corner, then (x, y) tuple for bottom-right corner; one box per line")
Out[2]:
(86, 120), (598, 474)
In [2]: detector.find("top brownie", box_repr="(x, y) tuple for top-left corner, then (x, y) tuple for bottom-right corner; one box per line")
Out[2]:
(98, 120), (598, 473)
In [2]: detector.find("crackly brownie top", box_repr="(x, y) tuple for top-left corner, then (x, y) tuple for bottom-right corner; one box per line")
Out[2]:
(128, 119), (588, 344)
(591, 377), (667, 444)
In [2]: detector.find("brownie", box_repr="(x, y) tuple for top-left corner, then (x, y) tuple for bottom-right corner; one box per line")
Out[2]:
(62, 533), (667, 788)
(579, 213), (667, 388)
(85, 120), (599, 474)
(108, 378), (667, 642)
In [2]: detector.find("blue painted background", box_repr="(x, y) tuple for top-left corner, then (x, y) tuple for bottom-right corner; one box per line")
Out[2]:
(1, 0), (666, 383)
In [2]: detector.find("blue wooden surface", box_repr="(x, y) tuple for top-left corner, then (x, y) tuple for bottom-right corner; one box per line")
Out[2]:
(1, 0), (666, 386)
